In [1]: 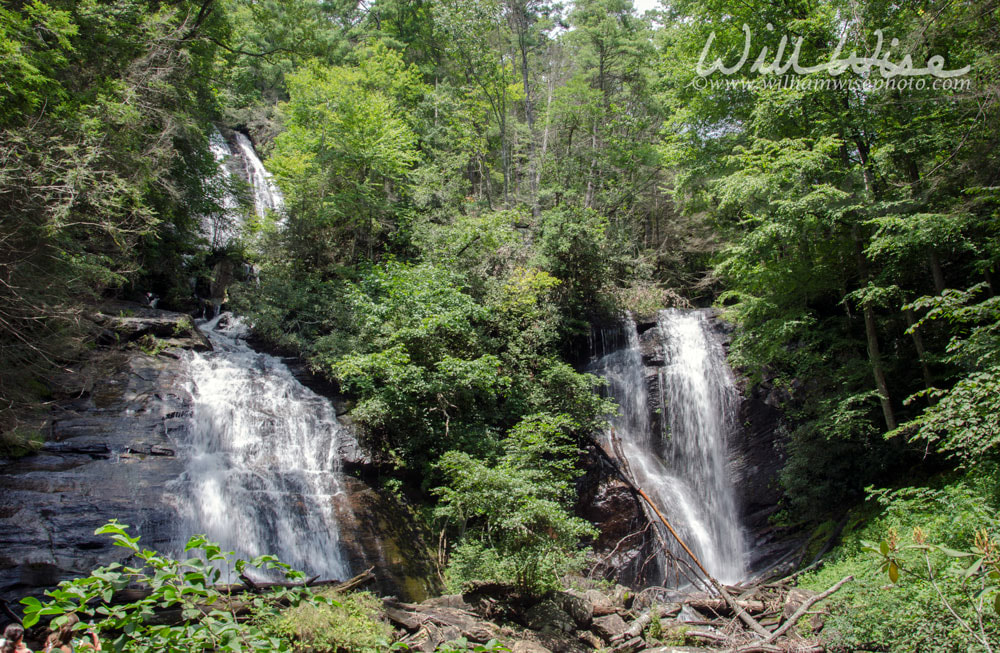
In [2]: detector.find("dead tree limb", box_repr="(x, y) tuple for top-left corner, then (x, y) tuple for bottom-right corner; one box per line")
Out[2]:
(617, 603), (682, 641)
(600, 431), (772, 639)
(763, 575), (853, 644)
(686, 629), (729, 644)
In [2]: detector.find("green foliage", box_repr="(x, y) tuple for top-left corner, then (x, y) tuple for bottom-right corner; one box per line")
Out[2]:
(269, 57), (423, 264)
(318, 262), (509, 469)
(535, 206), (617, 323)
(20, 521), (333, 652)
(434, 413), (597, 595)
(136, 334), (169, 357)
(863, 527), (1000, 653)
(892, 285), (1000, 463)
(428, 638), (509, 652)
(272, 590), (392, 653)
(646, 611), (663, 641)
(0, 427), (44, 458)
(801, 471), (1000, 652)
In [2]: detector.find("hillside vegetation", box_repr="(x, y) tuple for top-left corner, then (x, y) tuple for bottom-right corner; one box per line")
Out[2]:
(3, 0), (1000, 648)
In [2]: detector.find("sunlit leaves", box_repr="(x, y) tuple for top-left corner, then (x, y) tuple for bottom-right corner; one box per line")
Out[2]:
(20, 521), (330, 651)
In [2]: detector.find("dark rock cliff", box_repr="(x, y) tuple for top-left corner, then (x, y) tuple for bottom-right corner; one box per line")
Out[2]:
(576, 445), (657, 587)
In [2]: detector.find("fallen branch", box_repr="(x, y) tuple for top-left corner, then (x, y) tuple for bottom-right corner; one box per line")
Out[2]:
(763, 575), (853, 644)
(735, 646), (823, 653)
(687, 597), (767, 615)
(616, 603), (682, 641)
(686, 628), (729, 644)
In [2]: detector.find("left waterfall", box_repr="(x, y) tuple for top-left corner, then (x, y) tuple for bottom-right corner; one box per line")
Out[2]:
(204, 128), (284, 248)
(168, 314), (350, 580)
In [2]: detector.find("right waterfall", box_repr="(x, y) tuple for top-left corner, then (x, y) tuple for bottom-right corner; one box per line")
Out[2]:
(591, 308), (748, 585)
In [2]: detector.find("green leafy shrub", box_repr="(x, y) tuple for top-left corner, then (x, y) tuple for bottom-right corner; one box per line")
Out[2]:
(802, 470), (1000, 652)
(272, 590), (391, 652)
(429, 638), (508, 652)
(435, 413), (597, 595)
(21, 521), (334, 652)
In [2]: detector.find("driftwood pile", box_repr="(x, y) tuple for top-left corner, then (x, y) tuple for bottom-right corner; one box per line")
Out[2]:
(379, 568), (850, 653)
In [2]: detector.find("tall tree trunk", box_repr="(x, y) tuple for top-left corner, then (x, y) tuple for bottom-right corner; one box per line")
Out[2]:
(928, 249), (946, 294)
(584, 122), (598, 208)
(854, 225), (896, 430)
(534, 62), (554, 217)
(904, 306), (934, 392)
(511, 2), (539, 215)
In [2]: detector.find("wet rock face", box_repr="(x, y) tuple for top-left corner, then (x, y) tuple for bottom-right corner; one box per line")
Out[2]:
(731, 377), (793, 572)
(335, 476), (441, 602)
(0, 350), (193, 600)
(576, 447), (657, 587)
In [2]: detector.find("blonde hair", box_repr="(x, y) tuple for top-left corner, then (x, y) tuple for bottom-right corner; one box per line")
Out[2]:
(45, 613), (80, 650)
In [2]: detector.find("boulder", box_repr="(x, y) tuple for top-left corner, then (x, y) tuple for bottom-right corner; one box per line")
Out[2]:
(511, 642), (553, 653)
(576, 629), (603, 649)
(584, 589), (619, 616)
(90, 304), (211, 352)
(783, 587), (818, 619)
(525, 599), (576, 634)
(591, 613), (629, 641)
(558, 591), (594, 626)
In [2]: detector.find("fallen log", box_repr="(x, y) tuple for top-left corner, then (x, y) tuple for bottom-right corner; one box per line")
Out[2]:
(686, 597), (767, 615)
(109, 567), (374, 605)
(382, 600), (494, 642)
(763, 575), (852, 644)
(686, 629), (728, 645)
(734, 646), (823, 653)
(612, 635), (645, 653)
(615, 603), (682, 642)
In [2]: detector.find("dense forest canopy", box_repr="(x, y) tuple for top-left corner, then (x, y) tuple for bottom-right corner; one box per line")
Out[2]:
(2, 0), (1000, 648)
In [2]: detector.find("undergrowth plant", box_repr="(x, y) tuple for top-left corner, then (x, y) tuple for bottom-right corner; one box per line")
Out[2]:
(21, 521), (333, 652)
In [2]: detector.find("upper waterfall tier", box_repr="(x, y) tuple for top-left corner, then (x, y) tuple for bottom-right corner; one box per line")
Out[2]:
(203, 128), (284, 248)
(233, 132), (284, 220)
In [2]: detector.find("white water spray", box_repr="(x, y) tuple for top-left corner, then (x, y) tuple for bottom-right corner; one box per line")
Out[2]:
(592, 309), (747, 584)
(169, 314), (349, 579)
(233, 132), (284, 220)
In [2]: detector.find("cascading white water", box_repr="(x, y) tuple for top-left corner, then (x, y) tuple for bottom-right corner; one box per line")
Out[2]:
(233, 132), (284, 220)
(591, 309), (747, 585)
(203, 129), (285, 248)
(204, 129), (243, 248)
(169, 313), (349, 579)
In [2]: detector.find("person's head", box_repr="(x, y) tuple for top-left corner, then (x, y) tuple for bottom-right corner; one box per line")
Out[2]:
(2, 623), (24, 653)
(45, 613), (79, 649)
